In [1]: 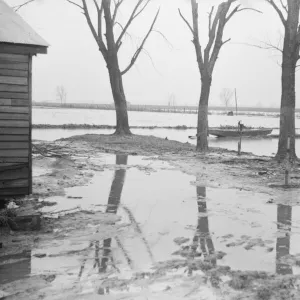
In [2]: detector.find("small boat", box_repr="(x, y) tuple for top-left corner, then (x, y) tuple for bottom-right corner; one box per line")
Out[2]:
(189, 127), (273, 139)
(209, 127), (272, 137)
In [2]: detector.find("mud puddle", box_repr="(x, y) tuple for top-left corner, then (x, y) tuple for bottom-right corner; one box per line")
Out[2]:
(1, 153), (300, 299)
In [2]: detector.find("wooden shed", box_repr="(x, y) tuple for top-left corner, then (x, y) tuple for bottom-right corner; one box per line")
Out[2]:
(0, 0), (49, 200)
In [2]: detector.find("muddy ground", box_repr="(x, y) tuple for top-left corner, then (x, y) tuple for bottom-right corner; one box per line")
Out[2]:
(1, 134), (300, 300)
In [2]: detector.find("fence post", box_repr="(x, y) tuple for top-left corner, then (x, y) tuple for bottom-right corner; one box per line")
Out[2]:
(237, 122), (242, 156)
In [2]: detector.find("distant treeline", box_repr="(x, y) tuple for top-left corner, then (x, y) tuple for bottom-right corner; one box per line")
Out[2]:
(32, 124), (196, 129)
(32, 101), (286, 113)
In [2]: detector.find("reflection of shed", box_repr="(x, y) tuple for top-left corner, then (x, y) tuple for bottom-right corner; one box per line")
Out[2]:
(0, 0), (49, 200)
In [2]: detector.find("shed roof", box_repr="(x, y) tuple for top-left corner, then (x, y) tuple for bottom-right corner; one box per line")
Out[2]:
(0, 0), (49, 47)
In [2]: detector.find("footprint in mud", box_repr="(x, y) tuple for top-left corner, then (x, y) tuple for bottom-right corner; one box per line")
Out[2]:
(225, 236), (271, 251)
(222, 234), (234, 239)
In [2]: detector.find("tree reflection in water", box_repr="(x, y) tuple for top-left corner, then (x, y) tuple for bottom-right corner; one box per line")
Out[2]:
(77, 154), (129, 292)
(98, 154), (130, 273)
(78, 154), (153, 295)
(187, 186), (216, 275)
(276, 204), (293, 275)
(193, 186), (216, 266)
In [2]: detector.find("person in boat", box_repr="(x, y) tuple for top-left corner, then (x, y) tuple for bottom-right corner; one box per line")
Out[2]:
(238, 121), (245, 132)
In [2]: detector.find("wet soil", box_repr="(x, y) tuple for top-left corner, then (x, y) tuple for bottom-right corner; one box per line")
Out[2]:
(1, 134), (300, 299)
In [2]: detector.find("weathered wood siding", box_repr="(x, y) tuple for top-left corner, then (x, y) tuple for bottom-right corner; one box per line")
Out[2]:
(0, 53), (31, 199)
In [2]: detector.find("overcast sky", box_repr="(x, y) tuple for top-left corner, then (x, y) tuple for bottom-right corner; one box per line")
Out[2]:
(9, 0), (297, 107)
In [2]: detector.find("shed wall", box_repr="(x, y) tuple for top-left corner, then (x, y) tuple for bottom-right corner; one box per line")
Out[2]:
(0, 52), (31, 199)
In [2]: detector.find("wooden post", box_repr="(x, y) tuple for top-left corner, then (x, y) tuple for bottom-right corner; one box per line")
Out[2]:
(285, 136), (291, 186)
(235, 88), (238, 116)
(238, 121), (242, 156)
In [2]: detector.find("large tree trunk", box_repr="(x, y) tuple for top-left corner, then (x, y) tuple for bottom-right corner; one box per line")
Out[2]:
(103, 0), (131, 136)
(276, 1), (299, 161)
(276, 56), (296, 160)
(108, 62), (131, 135)
(197, 75), (211, 151)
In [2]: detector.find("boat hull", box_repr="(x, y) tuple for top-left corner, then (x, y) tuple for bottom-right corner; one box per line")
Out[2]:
(208, 128), (273, 138)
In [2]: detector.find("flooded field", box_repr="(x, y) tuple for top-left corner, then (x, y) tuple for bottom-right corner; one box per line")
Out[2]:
(33, 127), (300, 157)
(1, 152), (300, 299)
(33, 107), (286, 128)
(31, 107), (300, 157)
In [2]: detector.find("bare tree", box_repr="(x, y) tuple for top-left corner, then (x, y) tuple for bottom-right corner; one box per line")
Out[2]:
(219, 88), (233, 108)
(179, 0), (260, 151)
(264, 0), (299, 161)
(18, 0), (160, 135)
(69, 0), (160, 135)
(168, 93), (176, 106)
(56, 85), (67, 104)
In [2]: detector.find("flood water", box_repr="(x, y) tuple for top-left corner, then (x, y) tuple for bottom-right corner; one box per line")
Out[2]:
(33, 127), (299, 157)
(32, 107), (300, 157)
(1, 153), (300, 297)
(33, 107), (291, 128)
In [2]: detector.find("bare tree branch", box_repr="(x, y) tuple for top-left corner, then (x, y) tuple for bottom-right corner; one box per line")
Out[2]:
(222, 38), (231, 46)
(204, 4), (224, 64)
(82, 0), (99, 44)
(114, 22), (134, 43)
(265, 0), (286, 25)
(191, 0), (204, 72)
(116, 0), (144, 50)
(112, 0), (125, 23)
(141, 48), (162, 75)
(92, 0), (100, 10)
(133, 0), (151, 19)
(66, 0), (84, 10)
(121, 9), (160, 75)
(178, 9), (194, 35)
(208, 9), (228, 74)
(153, 30), (173, 50)
(13, 0), (35, 12)
(236, 7), (263, 14)
(81, 0), (108, 60)
(244, 41), (283, 53)
(226, 4), (262, 23)
(208, 6), (215, 32)
(92, 0), (105, 47)
(279, 0), (288, 13)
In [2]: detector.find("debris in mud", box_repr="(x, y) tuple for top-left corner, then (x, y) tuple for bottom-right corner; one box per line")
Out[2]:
(258, 170), (268, 175)
(7, 211), (41, 231)
(172, 246), (202, 258)
(221, 234), (234, 240)
(33, 253), (47, 258)
(228, 271), (268, 290)
(173, 237), (190, 245)
(224, 235), (271, 251)
(269, 183), (300, 189)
